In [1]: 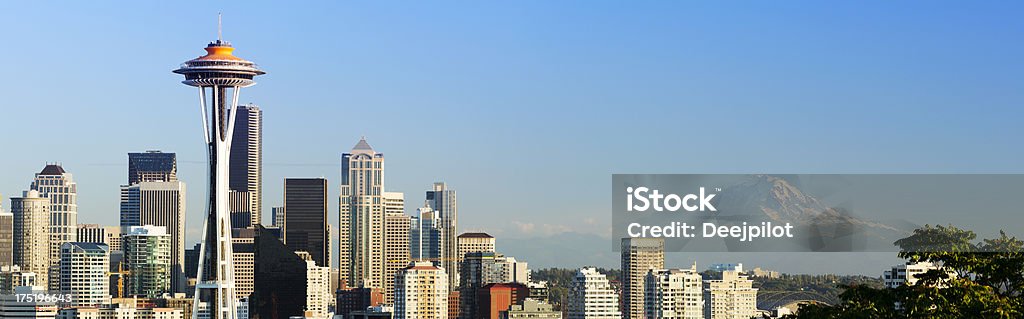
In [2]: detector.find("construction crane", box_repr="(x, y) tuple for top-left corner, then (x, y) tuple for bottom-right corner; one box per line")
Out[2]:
(107, 263), (130, 298)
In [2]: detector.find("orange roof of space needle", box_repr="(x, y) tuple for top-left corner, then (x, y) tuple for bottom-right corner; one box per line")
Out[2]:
(193, 44), (246, 62)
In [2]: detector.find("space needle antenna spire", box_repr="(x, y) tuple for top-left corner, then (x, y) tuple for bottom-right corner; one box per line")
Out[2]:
(218, 13), (222, 42)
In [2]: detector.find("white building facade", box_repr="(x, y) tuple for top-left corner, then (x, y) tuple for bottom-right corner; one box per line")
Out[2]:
(567, 267), (621, 319)
(394, 261), (448, 319)
(645, 265), (703, 319)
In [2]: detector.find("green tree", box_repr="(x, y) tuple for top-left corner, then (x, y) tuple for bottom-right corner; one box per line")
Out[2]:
(788, 225), (1024, 319)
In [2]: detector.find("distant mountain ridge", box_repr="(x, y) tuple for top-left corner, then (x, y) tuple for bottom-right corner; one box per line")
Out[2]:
(714, 175), (903, 232)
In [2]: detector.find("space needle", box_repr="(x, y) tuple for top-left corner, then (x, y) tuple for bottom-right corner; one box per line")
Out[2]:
(173, 15), (264, 319)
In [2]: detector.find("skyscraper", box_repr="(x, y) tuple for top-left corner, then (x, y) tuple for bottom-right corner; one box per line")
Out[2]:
(339, 137), (385, 289)
(645, 265), (703, 319)
(0, 204), (12, 268)
(30, 164), (78, 279)
(10, 190), (50, 288)
(120, 181), (186, 292)
(703, 269), (757, 319)
(426, 182), (458, 290)
(128, 151), (177, 185)
(123, 225), (172, 298)
(394, 261), (448, 319)
(410, 203), (442, 261)
(458, 233), (496, 264)
(229, 104), (263, 228)
(621, 238), (664, 319)
(283, 178), (329, 267)
(567, 267), (621, 319)
(231, 228), (257, 301)
(251, 226), (307, 319)
(59, 242), (109, 307)
(383, 203), (410, 303)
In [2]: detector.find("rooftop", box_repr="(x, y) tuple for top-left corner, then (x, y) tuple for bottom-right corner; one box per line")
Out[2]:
(39, 164), (66, 175)
(458, 232), (494, 239)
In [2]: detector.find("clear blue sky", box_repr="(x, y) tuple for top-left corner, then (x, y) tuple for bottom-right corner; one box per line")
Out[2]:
(0, 1), (1021, 274)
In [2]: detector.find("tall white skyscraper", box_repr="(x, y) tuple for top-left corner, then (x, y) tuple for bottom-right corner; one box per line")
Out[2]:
(621, 238), (664, 319)
(394, 261), (448, 319)
(383, 194), (410, 303)
(645, 265), (703, 319)
(30, 164), (78, 277)
(229, 104), (262, 228)
(568, 267), (621, 319)
(120, 181), (186, 292)
(703, 269), (757, 319)
(339, 137), (385, 289)
(59, 242), (109, 307)
(10, 190), (51, 288)
(425, 183), (458, 290)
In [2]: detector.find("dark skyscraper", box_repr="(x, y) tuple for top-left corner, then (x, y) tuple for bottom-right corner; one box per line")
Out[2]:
(128, 151), (177, 184)
(251, 225), (307, 319)
(229, 104), (262, 227)
(283, 178), (329, 267)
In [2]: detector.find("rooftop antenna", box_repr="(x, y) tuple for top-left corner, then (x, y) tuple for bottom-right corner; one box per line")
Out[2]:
(218, 12), (223, 42)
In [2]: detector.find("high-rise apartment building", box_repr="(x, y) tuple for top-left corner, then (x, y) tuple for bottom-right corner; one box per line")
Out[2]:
(123, 225), (172, 298)
(283, 178), (329, 267)
(128, 151), (177, 185)
(339, 138), (385, 290)
(30, 164), (79, 277)
(0, 207), (12, 267)
(568, 267), (621, 319)
(426, 182), (458, 290)
(231, 228), (257, 301)
(120, 181), (186, 292)
(621, 238), (664, 319)
(384, 205), (411, 304)
(703, 269), (757, 319)
(394, 261), (448, 319)
(645, 265), (702, 319)
(458, 233), (496, 264)
(10, 190), (51, 288)
(76, 224), (122, 252)
(229, 104), (263, 228)
(59, 242), (109, 307)
(305, 259), (332, 319)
